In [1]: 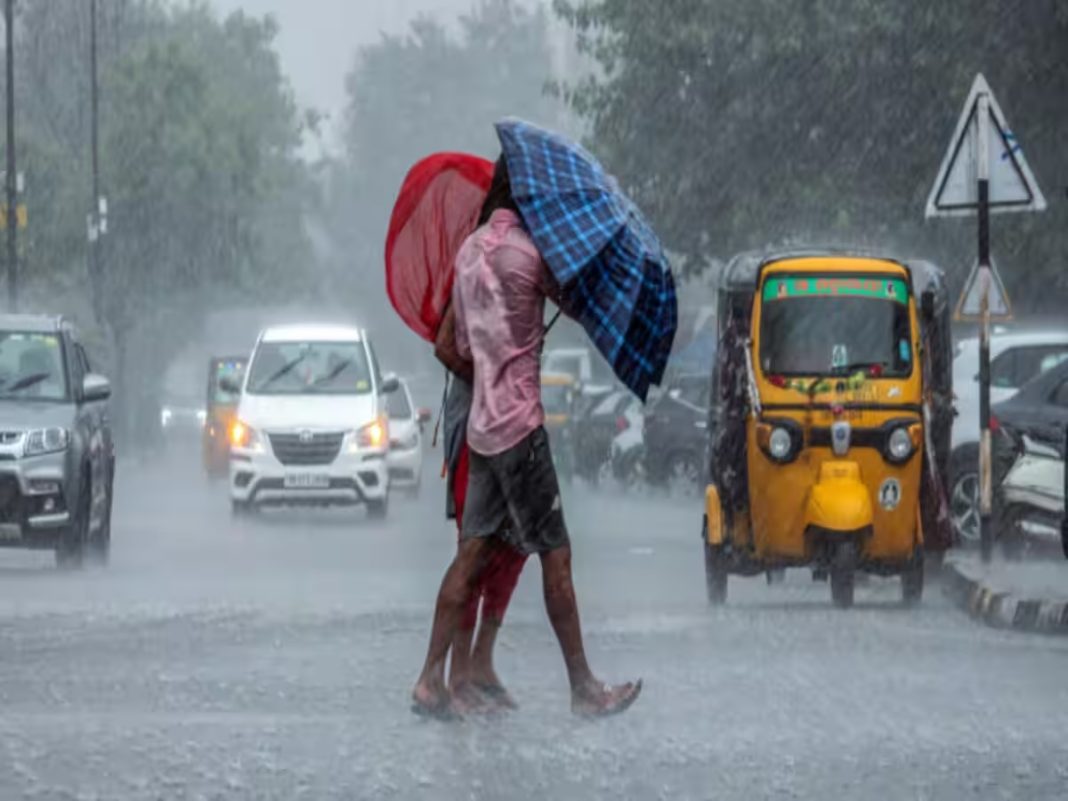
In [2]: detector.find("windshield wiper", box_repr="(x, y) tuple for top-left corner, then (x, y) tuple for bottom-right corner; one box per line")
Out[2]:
(254, 354), (307, 391)
(833, 361), (887, 375)
(5, 372), (50, 393)
(312, 359), (352, 386)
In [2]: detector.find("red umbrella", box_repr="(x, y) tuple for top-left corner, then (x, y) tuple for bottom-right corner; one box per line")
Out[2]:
(384, 153), (494, 342)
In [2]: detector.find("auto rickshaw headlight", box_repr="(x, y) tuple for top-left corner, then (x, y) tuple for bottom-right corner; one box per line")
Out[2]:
(886, 426), (913, 464)
(768, 427), (794, 462)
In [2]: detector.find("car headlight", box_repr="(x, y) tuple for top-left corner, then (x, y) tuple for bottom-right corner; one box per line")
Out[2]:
(768, 427), (793, 461)
(160, 407), (173, 428)
(24, 427), (70, 457)
(354, 417), (388, 450)
(230, 420), (263, 452)
(196, 409), (207, 427)
(885, 426), (914, 464)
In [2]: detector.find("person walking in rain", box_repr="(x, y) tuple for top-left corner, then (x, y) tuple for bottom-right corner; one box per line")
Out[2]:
(411, 156), (643, 719)
(433, 300), (526, 713)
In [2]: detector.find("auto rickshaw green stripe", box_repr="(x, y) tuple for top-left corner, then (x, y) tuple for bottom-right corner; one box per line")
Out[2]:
(763, 276), (909, 304)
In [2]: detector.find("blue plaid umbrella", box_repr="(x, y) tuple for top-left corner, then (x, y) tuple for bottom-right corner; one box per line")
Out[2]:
(495, 118), (677, 401)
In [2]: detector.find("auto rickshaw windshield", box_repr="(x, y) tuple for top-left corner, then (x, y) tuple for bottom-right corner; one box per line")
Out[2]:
(759, 274), (913, 378)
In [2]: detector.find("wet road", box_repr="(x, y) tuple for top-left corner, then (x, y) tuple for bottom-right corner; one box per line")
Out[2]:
(1, 448), (1066, 800)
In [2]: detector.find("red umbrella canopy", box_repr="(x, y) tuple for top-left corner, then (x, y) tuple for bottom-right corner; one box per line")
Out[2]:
(384, 152), (493, 342)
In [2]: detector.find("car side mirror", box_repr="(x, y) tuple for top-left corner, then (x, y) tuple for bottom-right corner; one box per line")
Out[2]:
(380, 373), (400, 394)
(417, 407), (432, 425)
(218, 376), (241, 394)
(82, 373), (111, 402)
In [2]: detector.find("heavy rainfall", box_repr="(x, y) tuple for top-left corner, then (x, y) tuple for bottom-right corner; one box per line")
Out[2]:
(0, 1), (1065, 799)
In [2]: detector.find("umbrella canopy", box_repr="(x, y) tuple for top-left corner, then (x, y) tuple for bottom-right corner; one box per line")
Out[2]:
(384, 152), (494, 342)
(495, 118), (677, 400)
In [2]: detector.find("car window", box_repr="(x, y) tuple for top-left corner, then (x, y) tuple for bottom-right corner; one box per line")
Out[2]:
(387, 384), (413, 420)
(1012, 346), (1068, 388)
(1052, 380), (1068, 409)
(1036, 348), (1068, 376)
(0, 331), (68, 400)
(246, 341), (372, 396)
(990, 350), (1016, 388)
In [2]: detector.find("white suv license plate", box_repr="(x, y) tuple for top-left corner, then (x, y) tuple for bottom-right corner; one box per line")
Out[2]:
(284, 473), (330, 489)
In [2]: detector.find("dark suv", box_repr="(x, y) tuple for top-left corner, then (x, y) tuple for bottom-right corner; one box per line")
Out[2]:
(0, 315), (114, 567)
(643, 372), (710, 494)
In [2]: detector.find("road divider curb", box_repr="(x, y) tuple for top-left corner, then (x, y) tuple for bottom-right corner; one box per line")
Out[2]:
(942, 557), (1068, 635)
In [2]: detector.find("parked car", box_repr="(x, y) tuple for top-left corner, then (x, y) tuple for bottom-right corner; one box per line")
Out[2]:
(572, 388), (634, 485)
(949, 329), (1068, 544)
(386, 376), (430, 496)
(991, 359), (1068, 557)
(643, 371), (709, 495)
(227, 324), (398, 519)
(609, 393), (645, 488)
(0, 315), (113, 567)
(542, 371), (578, 484)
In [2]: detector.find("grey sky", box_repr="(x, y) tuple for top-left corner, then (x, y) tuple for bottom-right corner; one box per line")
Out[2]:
(210, 0), (508, 148)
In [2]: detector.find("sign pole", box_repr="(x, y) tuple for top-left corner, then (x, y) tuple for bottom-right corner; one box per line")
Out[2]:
(976, 92), (994, 564)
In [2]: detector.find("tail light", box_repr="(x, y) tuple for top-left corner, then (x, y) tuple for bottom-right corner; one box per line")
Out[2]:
(989, 414), (1000, 433)
(615, 415), (630, 434)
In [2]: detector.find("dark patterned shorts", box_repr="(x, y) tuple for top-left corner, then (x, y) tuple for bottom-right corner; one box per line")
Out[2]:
(460, 426), (569, 555)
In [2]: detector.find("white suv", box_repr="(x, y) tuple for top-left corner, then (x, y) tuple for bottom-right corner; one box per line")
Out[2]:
(949, 329), (1068, 543)
(228, 324), (397, 519)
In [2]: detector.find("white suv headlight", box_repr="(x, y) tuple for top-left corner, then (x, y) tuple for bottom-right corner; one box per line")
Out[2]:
(352, 417), (388, 451)
(24, 427), (70, 457)
(230, 420), (264, 452)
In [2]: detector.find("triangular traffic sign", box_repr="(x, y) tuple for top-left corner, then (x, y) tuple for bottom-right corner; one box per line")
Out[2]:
(926, 74), (1046, 218)
(954, 259), (1012, 322)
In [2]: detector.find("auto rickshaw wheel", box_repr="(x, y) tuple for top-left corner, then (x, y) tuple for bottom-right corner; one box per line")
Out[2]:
(829, 541), (857, 609)
(901, 549), (924, 605)
(703, 538), (728, 606)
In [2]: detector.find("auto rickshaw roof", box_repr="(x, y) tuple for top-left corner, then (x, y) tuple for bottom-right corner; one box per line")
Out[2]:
(718, 248), (947, 295)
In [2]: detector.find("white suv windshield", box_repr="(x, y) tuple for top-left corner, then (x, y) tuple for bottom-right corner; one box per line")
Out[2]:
(246, 341), (372, 396)
(0, 332), (68, 401)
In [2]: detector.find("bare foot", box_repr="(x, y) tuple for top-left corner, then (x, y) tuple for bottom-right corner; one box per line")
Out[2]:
(571, 679), (643, 718)
(449, 681), (494, 716)
(411, 680), (461, 722)
(473, 681), (519, 711)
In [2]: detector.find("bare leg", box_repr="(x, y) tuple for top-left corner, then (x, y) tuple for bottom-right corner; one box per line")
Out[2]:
(469, 544), (527, 708)
(448, 626), (476, 693)
(540, 545), (642, 716)
(412, 538), (490, 713)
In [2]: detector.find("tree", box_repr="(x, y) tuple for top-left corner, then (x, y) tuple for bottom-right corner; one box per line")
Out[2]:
(5, 1), (316, 445)
(329, 0), (566, 370)
(554, 0), (1068, 311)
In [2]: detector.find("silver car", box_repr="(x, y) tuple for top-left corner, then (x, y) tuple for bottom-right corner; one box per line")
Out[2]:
(0, 315), (114, 567)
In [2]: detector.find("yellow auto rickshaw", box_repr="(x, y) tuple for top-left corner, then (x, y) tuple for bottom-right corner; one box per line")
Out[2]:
(703, 251), (953, 607)
(542, 370), (577, 483)
(202, 355), (247, 479)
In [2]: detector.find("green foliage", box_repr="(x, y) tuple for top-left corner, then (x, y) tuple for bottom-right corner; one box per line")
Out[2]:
(326, 0), (567, 366)
(555, 0), (1068, 311)
(6, 0), (314, 443)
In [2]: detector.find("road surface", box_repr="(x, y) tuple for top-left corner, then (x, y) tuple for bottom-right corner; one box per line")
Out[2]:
(1, 447), (1066, 800)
